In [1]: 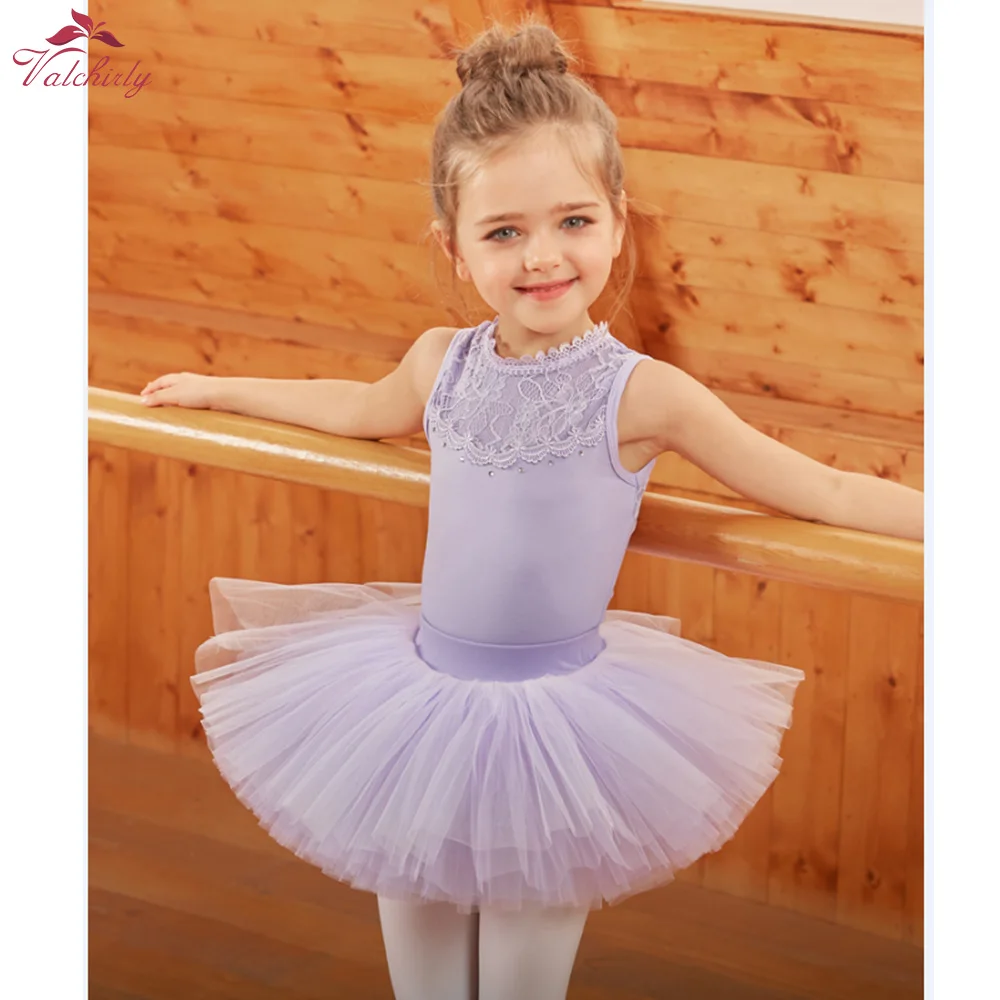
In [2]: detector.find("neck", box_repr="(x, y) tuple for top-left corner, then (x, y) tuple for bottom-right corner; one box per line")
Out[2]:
(493, 313), (600, 360)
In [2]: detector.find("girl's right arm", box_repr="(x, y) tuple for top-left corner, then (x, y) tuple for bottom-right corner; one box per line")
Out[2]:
(139, 326), (457, 441)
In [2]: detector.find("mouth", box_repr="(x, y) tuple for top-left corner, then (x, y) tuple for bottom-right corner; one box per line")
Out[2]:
(515, 278), (577, 301)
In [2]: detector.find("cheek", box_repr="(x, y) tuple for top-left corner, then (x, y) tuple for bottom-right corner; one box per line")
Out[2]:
(571, 234), (616, 280)
(474, 249), (519, 287)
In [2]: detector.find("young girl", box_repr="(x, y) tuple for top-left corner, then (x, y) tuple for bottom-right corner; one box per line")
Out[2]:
(140, 22), (923, 1000)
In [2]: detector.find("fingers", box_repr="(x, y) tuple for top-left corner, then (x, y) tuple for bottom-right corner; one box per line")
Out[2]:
(140, 374), (181, 406)
(141, 374), (177, 395)
(140, 390), (175, 407)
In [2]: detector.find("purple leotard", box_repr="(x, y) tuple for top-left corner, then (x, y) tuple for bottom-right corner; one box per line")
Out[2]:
(417, 319), (654, 678)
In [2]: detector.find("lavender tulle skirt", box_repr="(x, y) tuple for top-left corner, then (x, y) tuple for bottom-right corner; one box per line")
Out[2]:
(191, 578), (805, 913)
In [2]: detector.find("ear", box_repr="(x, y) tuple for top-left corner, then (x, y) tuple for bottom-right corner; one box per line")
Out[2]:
(431, 220), (472, 282)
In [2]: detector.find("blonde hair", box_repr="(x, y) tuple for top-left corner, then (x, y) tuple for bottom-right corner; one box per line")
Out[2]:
(430, 22), (636, 322)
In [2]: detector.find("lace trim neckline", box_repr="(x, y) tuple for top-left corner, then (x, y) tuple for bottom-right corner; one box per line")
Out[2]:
(482, 318), (611, 369)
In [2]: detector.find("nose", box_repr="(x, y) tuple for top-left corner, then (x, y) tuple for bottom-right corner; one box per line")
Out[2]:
(523, 230), (562, 272)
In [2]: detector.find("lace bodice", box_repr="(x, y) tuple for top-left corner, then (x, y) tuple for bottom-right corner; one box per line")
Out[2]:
(425, 319), (633, 471)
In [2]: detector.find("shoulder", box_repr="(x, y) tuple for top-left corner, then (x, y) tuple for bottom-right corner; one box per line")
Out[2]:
(619, 354), (693, 408)
(407, 326), (462, 402)
(617, 354), (709, 448)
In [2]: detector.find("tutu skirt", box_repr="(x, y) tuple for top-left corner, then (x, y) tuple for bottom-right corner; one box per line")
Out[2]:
(191, 578), (805, 913)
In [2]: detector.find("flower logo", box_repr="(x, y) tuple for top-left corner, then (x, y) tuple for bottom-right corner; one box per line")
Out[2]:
(47, 9), (122, 48)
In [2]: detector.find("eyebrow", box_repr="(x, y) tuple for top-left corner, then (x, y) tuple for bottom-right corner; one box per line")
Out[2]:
(474, 202), (602, 227)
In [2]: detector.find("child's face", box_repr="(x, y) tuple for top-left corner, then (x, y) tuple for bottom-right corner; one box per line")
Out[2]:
(448, 126), (625, 338)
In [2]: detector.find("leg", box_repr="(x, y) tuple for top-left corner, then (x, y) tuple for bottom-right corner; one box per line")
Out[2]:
(377, 895), (479, 1000)
(478, 905), (589, 1000)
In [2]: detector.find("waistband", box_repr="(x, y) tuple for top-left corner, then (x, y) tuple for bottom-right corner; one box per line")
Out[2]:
(414, 615), (606, 682)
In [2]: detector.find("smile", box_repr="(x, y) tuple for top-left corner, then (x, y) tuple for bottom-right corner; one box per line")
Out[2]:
(515, 278), (577, 301)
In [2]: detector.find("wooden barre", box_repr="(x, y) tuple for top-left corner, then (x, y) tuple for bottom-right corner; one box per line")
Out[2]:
(88, 387), (924, 603)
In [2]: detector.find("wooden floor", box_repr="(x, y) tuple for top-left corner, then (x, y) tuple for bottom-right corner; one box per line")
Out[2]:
(89, 735), (923, 1000)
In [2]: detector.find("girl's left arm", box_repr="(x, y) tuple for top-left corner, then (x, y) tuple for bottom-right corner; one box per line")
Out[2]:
(630, 360), (923, 541)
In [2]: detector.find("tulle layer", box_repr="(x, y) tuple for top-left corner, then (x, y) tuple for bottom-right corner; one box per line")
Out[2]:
(191, 578), (805, 912)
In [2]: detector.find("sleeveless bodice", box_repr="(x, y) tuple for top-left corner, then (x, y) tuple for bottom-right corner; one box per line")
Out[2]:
(418, 319), (655, 651)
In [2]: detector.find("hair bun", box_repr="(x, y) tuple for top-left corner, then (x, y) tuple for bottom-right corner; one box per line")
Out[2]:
(456, 23), (571, 86)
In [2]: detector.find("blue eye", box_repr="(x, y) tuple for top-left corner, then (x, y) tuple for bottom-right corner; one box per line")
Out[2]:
(486, 227), (519, 242)
(562, 216), (593, 230)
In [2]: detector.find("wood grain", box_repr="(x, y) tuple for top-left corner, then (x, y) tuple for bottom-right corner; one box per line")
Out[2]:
(89, 94), (435, 184)
(632, 216), (923, 319)
(551, 3), (923, 110)
(837, 597), (920, 937)
(125, 453), (183, 751)
(91, 27), (460, 119)
(88, 195), (436, 288)
(701, 571), (783, 902)
(90, 0), (459, 58)
(623, 147), (922, 253)
(88, 0), (924, 449)
(769, 584), (851, 921)
(638, 335), (923, 421)
(602, 76), (922, 182)
(88, 257), (463, 337)
(89, 444), (131, 742)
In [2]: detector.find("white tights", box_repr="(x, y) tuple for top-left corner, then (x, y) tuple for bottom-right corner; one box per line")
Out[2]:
(377, 895), (589, 1000)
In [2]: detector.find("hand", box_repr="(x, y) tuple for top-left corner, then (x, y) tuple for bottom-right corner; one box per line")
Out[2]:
(140, 372), (218, 409)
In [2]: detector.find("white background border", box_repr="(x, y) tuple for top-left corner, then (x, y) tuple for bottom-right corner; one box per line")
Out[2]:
(6, 1), (996, 997)
(8, 2), (88, 997)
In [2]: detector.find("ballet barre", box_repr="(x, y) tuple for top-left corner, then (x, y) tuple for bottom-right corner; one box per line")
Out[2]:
(88, 386), (923, 603)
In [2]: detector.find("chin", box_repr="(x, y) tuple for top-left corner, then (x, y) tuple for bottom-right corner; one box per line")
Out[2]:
(514, 296), (596, 334)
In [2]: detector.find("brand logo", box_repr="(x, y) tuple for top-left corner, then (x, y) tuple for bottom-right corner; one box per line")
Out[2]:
(47, 9), (122, 47)
(12, 8), (150, 98)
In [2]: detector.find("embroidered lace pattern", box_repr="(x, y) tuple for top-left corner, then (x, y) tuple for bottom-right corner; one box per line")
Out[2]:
(427, 319), (634, 469)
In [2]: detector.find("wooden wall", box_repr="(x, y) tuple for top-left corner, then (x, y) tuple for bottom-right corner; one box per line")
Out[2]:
(87, 0), (923, 946)
(88, 0), (923, 505)
(88, 443), (923, 945)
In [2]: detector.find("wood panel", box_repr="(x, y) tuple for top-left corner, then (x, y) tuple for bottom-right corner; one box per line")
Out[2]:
(88, 153), (923, 322)
(176, 460), (233, 754)
(635, 331), (923, 421)
(88, 436), (922, 942)
(88, 257), (464, 337)
(623, 147), (921, 253)
(551, 2), (923, 110)
(632, 217), (923, 319)
(92, 26), (460, 119)
(633, 280), (921, 381)
(601, 77), (922, 183)
(87, 302), (923, 499)
(88, 0), (924, 442)
(769, 584), (851, 921)
(88, 149), (434, 238)
(88, 444), (130, 742)
(89, 93), (436, 183)
(837, 597), (922, 938)
(903, 654), (924, 946)
(88, 201), (436, 299)
(702, 572), (784, 902)
(91, 0), (459, 59)
(87, 195), (922, 408)
(88, 139), (921, 261)
(125, 453), (183, 751)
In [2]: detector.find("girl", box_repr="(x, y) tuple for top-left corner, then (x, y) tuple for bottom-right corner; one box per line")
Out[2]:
(139, 22), (923, 1000)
